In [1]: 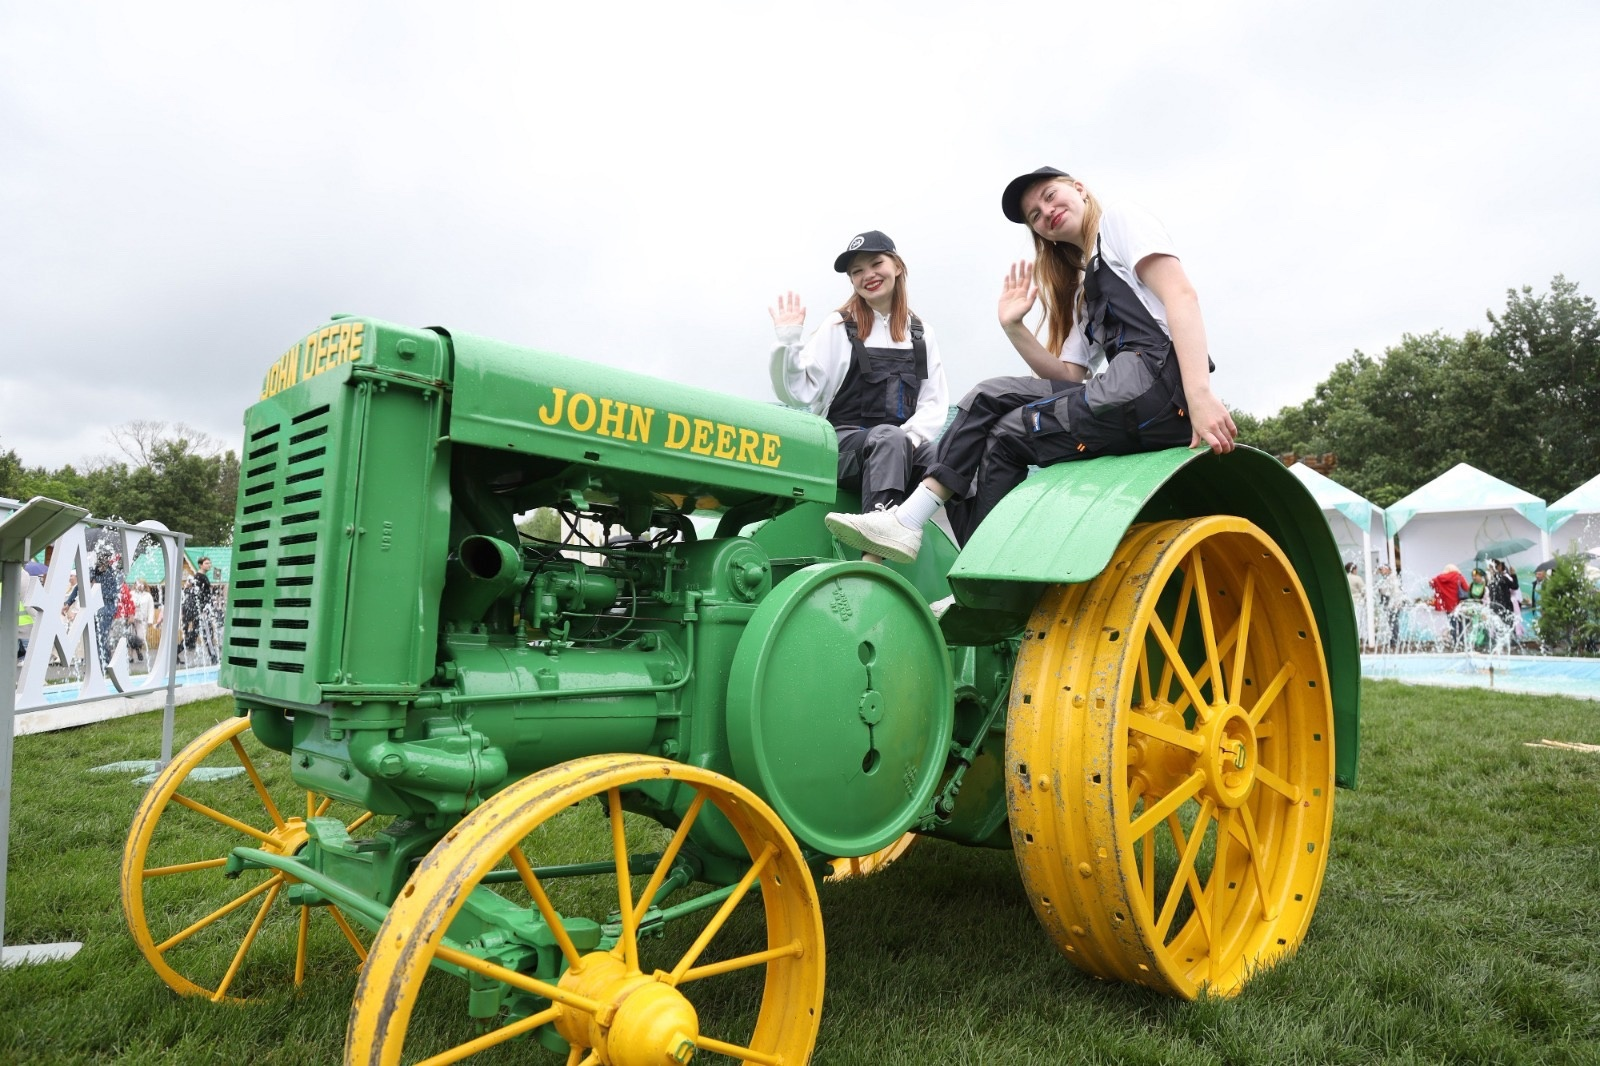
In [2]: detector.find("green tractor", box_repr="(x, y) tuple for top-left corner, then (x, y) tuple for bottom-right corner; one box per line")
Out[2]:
(123, 316), (1358, 1065)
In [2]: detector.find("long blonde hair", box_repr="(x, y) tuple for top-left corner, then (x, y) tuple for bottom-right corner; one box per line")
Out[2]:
(1028, 177), (1103, 356)
(836, 252), (912, 342)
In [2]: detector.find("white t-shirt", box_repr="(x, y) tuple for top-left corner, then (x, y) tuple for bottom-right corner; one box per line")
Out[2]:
(769, 310), (950, 447)
(1060, 200), (1180, 371)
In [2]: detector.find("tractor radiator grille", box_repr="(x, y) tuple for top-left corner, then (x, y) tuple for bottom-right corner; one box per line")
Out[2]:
(224, 402), (332, 688)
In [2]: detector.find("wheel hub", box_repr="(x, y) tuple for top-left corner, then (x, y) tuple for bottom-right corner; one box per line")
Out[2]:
(1201, 706), (1257, 809)
(266, 817), (309, 857)
(556, 951), (700, 1066)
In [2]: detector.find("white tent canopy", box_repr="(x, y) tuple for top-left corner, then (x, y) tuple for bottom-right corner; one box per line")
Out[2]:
(1547, 472), (1600, 558)
(1387, 463), (1549, 585)
(1288, 463), (1389, 642)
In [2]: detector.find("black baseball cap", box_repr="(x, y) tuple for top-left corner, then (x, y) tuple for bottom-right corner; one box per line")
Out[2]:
(833, 230), (897, 273)
(1001, 166), (1071, 224)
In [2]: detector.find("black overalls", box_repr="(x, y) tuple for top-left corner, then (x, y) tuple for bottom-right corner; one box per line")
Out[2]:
(926, 243), (1196, 544)
(830, 314), (937, 511)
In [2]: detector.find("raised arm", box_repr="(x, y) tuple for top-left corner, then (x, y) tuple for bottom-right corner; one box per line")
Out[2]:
(1135, 253), (1236, 453)
(998, 260), (1086, 382)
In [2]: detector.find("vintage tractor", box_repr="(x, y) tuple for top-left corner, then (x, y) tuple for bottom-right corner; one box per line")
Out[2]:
(122, 315), (1359, 1065)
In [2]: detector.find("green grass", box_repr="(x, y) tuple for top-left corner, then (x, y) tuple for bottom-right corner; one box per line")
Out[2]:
(2, 682), (1598, 1065)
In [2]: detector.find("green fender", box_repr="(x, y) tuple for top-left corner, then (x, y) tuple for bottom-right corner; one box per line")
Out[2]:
(947, 445), (1360, 788)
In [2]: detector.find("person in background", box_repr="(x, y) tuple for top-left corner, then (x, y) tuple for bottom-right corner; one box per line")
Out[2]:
(1467, 567), (1488, 604)
(1431, 564), (1470, 649)
(130, 578), (155, 664)
(1373, 562), (1404, 650)
(1487, 559), (1517, 629)
(8, 573), (33, 662)
(769, 230), (950, 562)
(1345, 561), (1365, 603)
(193, 556), (218, 664)
(826, 167), (1235, 562)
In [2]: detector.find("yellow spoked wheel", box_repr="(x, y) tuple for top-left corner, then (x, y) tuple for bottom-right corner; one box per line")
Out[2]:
(825, 833), (918, 883)
(1006, 516), (1335, 998)
(345, 754), (824, 1066)
(121, 716), (374, 1000)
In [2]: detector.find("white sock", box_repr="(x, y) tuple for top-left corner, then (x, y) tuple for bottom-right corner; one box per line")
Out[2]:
(896, 485), (944, 530)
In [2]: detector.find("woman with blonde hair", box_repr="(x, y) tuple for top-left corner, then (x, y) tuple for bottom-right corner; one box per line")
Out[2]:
(769, 230), (949, 560)
(827, 167), (1236, 562)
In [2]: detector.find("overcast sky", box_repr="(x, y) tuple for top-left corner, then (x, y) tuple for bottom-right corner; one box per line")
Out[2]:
(4, 1), (1598, 471)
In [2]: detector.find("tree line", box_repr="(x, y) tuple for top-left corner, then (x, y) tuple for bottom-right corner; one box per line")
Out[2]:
(1235, 276), (1599, 508)
(0, 421), (239, 544)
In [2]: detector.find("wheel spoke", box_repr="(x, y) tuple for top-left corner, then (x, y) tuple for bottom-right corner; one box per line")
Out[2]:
(156, 873), (284, 954)
(1127, 710), (1203, 754)
(1247, 661), (1297, 727)
(143, 856), (229, 879)
(229, 736), (287, 830)
(1229, 571), (1256, 708)
(1255, 764), (1303, 803)
(433, 944), (602, 1016)
(1148, 614), (1212, 723)
(680, 939), (805, 984)
(413, 1005), (563, 1066)
(1135, 784), (1156, 906)
(1163, 810), (1215, 948)
(1128, 770), (1204, 842)
(346, 810), (374, 834)
(1189, 549), (1225, 706)
(1154, 797), (1215, 941)
(696, 1034), (784, 1066)
(634, 792), (706, 924)
(1137, 641), (1154, 709)
(1155, 563), (1197, 706)
(168, 792), (278, 846)
(607, 788), (640, 973)
(1210, 810), (1231, 982)
(311, 793), (334, 819)
(211, 879), (283, 1001)
(668, 843), (777, 985)
(1236, 806), (1278, 920)
(1167, 614), (1242, 721)
(326, 905), (369, 962)
(294, 904), (309, 987)
(508, 846), (584, 971)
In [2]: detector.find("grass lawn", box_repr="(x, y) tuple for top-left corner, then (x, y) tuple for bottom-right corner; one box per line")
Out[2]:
(1, 680), (1597, 1065)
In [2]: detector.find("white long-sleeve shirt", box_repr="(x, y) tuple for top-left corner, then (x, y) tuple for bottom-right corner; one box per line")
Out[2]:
(768, 310), (950, 447)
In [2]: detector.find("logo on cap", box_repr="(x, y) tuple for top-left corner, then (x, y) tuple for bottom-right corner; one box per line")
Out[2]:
(847, 235), (865, 251)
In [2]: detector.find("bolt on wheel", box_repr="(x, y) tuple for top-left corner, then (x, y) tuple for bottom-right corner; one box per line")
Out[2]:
(121, 716), (375, 1000)
(1006, 516), (1335, 998)
(345, 754), (824, 1065)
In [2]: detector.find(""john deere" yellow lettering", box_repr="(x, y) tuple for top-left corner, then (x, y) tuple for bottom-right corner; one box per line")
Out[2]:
(537, 387), (781, 468)
(260, 322), (366, 400)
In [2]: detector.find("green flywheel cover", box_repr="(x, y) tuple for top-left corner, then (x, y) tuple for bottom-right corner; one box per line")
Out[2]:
(726, 562), (954, 858)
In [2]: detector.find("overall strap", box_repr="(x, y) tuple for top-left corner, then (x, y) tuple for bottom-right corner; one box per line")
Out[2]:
(908, 314), (928, 379)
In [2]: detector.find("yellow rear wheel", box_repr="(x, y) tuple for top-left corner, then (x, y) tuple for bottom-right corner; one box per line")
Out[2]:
(1006, 517), (1335, 998)
(121, 716), (373, 1000)
(345, 754), (825, 1065)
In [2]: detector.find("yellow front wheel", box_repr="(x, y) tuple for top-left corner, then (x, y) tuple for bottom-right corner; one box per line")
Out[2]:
(121, 716), (374, 1000)
(1006, 517), (1335, 998)
(345, 754), (825, 1065)
(825, 832), (918, 883)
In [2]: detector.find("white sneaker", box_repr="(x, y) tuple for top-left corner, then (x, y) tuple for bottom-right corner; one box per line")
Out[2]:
(825, 507), (923, 564)
(929, 595), (956, 620)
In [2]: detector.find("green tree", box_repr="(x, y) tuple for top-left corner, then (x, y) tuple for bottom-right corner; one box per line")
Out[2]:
(1487, 276), (1600, 501)
(517, 508), (561, 543)
(1536, 552), (1600, 655)
(1242, 277), (1600, 509)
